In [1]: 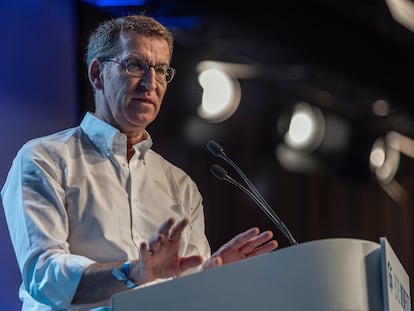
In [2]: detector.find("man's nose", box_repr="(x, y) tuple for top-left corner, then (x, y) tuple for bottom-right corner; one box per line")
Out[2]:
(139, 68), (157, 90)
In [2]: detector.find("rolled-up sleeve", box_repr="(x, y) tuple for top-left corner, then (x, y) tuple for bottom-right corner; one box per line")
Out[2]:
(2, 142), (95, 308)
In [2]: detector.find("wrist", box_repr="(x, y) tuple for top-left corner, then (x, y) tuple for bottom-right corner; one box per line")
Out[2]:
(112, 261), (137, 289)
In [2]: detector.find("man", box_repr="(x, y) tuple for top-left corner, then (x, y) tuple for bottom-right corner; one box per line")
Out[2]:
(1, 14), (278, 310)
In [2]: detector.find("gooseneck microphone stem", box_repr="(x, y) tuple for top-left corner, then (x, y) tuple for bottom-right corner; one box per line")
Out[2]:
(210, 164), (296, 245)
(207, 141), (298, 246)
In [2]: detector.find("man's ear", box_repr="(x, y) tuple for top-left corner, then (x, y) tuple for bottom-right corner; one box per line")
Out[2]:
(88, 59), (104, 90)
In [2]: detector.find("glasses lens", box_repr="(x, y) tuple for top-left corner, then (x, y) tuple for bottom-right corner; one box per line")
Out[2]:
(123, 59), (175, 83)
(165, 68), (175, 83)
(126, 60), (148, 77)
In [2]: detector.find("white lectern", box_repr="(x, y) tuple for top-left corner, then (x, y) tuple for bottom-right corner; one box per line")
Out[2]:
(110, 238), (410, 311)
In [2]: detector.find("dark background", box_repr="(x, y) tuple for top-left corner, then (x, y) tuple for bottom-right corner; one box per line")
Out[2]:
(1, 0), (413, 309)
(78, 0), (414, 307)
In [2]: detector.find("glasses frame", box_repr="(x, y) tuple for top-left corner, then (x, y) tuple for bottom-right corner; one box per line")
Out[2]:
(101, 57), (176, 84)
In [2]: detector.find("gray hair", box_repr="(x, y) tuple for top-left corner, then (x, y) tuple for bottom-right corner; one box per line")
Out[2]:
(85, 14), (174, 68)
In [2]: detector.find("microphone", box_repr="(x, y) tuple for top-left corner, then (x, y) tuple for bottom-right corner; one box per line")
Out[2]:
(207, 141), (298, 246)
(210, 164), (262, 207)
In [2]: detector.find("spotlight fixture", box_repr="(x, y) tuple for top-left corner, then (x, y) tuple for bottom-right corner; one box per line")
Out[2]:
(276, 102), (351, 174)
(195, 60), (257, 123)
(370, 131), (414, 183)
(282, 102), (325, 153)
(385, 0), (414, 33)
(369, 131), (414, 205)
(196, 68), (241, 123)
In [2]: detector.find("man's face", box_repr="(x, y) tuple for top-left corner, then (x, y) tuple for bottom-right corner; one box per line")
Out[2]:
(94, 32), (171, 136)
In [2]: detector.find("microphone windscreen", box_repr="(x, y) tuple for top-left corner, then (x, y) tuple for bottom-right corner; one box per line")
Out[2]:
(206, 140), (224, 157)
(210, 164), (227, 180)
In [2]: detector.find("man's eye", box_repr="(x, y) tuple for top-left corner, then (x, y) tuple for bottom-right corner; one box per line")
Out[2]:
(128, 61), (146, 71)
(155, 67), (167, 75)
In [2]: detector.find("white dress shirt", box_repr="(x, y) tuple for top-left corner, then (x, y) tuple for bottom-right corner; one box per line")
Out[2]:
(1, 112), (211, 310)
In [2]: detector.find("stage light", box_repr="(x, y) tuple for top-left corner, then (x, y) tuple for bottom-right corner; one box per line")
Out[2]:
(370, 131), (414, 183)
(276, 102), (351, 174)
(369, 135), (399, 183)
(195, 61), (245, 123)
(283, 102), (325, 153)
(385, 0), (414, 33)
(371, 99), (390, 117)
(369, 131), (414, 205)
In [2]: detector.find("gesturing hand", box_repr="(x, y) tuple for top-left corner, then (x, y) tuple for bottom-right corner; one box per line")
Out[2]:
(202, 227), (278, 270)
(131, 217), (203, 285)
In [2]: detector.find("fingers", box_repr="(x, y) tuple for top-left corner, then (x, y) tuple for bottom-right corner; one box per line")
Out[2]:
(213, 227), (279, 265)
(168, 218), (188, 241)
(238, 230), (276, 254)
(227, 227), (261, 250)
(237, 230), (278, 258)
(157, 217), (175, 235)
(226, 227), (275, 252)
(156, 217), (188, 241)
(139, 241), (152, 260)
(146, 217), (188, 253)
(137, 218), (203, 282)
(244, 240), (278, 258)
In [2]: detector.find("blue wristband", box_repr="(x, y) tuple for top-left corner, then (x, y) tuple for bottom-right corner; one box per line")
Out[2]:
(112, 261), (137, 289)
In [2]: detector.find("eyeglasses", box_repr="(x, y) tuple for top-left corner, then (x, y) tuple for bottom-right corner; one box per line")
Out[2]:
(101, 57), (176, 83)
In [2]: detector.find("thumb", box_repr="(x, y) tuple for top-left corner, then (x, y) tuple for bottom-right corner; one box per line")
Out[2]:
(202, 255), (223, 270)
(180, 255), (203, 271)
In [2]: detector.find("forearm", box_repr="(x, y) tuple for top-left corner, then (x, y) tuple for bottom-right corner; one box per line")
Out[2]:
(72, 261), (134, 304)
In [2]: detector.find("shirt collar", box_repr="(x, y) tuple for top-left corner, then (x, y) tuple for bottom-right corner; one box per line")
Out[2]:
(80, 112), (153, 159)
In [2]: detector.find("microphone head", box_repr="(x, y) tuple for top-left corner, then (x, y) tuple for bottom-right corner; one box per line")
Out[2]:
(206, 140), (224, 157)
(210, 164), (228, 180)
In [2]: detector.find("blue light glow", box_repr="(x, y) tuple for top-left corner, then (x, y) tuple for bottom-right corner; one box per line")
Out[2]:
(81, 0), (147, 6)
